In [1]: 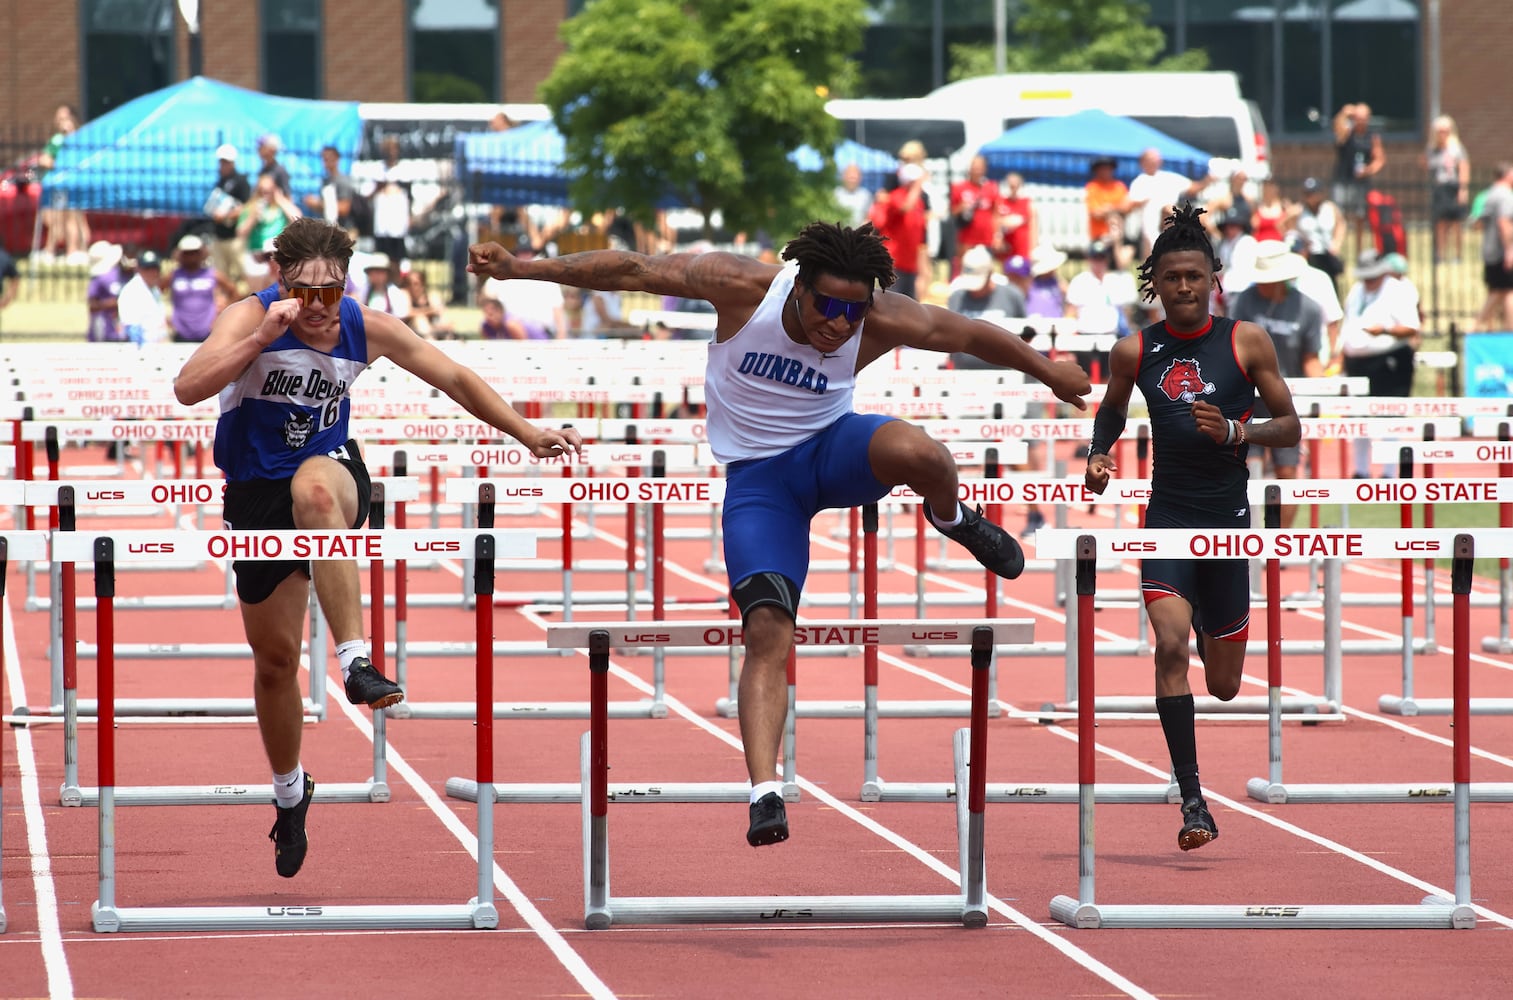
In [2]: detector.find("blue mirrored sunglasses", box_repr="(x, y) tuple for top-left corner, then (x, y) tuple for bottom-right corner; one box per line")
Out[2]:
(810, 288), (871, 323)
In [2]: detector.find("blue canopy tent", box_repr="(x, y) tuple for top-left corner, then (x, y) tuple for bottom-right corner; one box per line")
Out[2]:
(790, 139), (896, 192)
(979, 109), (1213, 187)
(456, 124), (896, 208)
(41, 77), (362, 214)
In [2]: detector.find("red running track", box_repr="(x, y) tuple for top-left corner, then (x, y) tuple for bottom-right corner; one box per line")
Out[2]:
(3, 446), (1513, 999)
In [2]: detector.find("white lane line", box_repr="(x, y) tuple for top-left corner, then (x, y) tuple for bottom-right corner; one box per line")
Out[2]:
(3, 595), (75, 999)
(324, 673), (617, 1000)
(517, 607), (1159, 1000)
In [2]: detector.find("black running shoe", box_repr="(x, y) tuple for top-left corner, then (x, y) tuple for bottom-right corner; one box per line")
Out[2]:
(269, 773), (315, 878)
(344, 657), (404, 709)
(746, 792), (789, 848)
(928, 501), (1025, 580)
(1178, 796), (1219, 851)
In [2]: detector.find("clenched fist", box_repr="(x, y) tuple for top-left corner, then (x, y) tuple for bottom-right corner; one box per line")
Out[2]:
(468, 241), (519, 281)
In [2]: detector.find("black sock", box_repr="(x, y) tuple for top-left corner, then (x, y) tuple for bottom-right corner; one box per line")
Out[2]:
(1155, 693), (1202, 802)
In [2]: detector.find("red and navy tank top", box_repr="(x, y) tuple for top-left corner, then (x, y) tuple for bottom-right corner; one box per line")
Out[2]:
(1134, 315), (1253, 510)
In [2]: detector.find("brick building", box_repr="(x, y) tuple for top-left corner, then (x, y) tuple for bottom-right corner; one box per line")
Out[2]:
(0, 0), (568, 126)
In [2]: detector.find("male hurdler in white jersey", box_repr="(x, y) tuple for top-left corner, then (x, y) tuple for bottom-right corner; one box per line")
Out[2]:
(175, 217), (583, 879)
(470, 221), (1091, 847)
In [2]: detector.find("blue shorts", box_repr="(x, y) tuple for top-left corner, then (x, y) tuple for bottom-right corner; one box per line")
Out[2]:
(721, 413), (895, 594)
(1140, 500), (1251, 639)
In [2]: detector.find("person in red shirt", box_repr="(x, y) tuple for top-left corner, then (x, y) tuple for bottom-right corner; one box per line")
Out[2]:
(871, 163), (929, 299)
(950, 154), (1002, 275)
(998, 172), (1036, 262)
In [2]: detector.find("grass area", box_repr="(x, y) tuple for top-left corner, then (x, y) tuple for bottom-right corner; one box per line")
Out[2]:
(1301, 500), (1506, 579)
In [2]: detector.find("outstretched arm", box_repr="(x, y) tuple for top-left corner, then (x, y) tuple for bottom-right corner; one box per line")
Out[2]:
(859, 292), (1091, 409)
(468, 241), (774, 316)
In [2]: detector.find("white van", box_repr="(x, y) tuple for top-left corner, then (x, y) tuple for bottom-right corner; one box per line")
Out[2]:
(829, 74), (1271, 254)
(923, 72), (1270, 178)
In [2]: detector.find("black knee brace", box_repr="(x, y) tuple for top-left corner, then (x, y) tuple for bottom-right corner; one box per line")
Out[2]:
(732, 571), (800, 623)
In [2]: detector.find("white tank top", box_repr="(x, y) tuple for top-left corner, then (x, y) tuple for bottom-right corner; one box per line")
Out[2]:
(704, 264), (862, 463)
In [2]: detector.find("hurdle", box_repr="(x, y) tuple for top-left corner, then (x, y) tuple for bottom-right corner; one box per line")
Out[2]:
(1048, 533), (1477, 929)
(82, 527), (530, 932)
(557, 619), (1030, 928)
(0, 531), (51, 934)
(1371, 432), (1513, 666)
(389, 484), (666, 725)
(48, 522), (531, 809)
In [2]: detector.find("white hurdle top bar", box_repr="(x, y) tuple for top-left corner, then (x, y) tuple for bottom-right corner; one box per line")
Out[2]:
(49, 529), (538, 563)
(1033, 527), (1513, 560)
(446, 477), (726, 504)
(1371, 439), (1513, 464)
(0, 532), (51, 560)
(22, 477), (422, 507)
(546, 618), (1035, 648)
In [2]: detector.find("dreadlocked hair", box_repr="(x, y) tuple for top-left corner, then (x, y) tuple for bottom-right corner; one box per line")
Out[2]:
(780, 221), (896, 293)
(1136, 201), (1221, 303)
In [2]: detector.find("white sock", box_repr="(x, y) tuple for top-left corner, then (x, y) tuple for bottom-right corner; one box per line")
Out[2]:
(927, 500), (963, 530)
(273, 765), (305, 808)
(750, 779), (784, 804)
(335, 639), (368, 680)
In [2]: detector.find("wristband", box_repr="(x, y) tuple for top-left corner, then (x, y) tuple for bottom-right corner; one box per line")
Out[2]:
(1223, 419), (1236, 445)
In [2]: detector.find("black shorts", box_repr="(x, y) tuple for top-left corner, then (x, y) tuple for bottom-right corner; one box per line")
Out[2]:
(1483, 262), (1513, 292)
(1141, 500), (1251, 639)
(1342, 344), (1415, 397)
(221, 439), (372, 604)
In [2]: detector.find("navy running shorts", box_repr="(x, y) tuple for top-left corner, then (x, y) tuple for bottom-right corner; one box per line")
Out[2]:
(1140, 498), (1252, 639)
(721, 412), (895, 595)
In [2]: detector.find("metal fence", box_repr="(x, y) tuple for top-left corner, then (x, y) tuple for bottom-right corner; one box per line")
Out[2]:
(0, 125), (1494, 338)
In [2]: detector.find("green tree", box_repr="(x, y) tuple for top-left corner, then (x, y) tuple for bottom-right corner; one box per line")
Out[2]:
(539, 0), (866, 239)
(949, 0), (1209, 79)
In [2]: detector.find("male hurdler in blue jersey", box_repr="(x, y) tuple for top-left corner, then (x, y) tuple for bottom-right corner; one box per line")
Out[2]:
(470, 221), (1090, 847)
(175, 217), (583, 878)
(1085, 204), (1301, 852)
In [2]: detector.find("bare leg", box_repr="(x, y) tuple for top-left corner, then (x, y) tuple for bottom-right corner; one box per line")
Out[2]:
(737, 605), (795, 783)
(865, 420), (958, 512)
(242, 573), (311, 773)
(290, 457), (364, 646)
(1149, 596), (1196, 698)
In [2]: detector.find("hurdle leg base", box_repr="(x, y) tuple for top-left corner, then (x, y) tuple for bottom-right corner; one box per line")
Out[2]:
(1247, 778), (1287, 803)
(469, 897), (500, 929)
(1423, 896), (1478, 929)
(714, 698), (738, 718)
(1481, 637), (1513, 653)
(92, 903), (121, 933)
(1052, 896), (1473, 929)
(1049, 896), (1103, 928)
(60, 783), (83, 807)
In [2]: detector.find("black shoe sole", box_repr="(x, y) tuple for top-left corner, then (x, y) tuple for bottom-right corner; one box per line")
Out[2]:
(747, 822), (790, 848)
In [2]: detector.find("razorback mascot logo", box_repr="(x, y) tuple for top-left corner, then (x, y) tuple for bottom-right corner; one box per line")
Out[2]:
(1157, 359), (1216, 403)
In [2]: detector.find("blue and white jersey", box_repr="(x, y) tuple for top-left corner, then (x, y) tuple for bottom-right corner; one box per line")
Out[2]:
(704, 264), (861, 463)
(214, 285), (369, 481)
